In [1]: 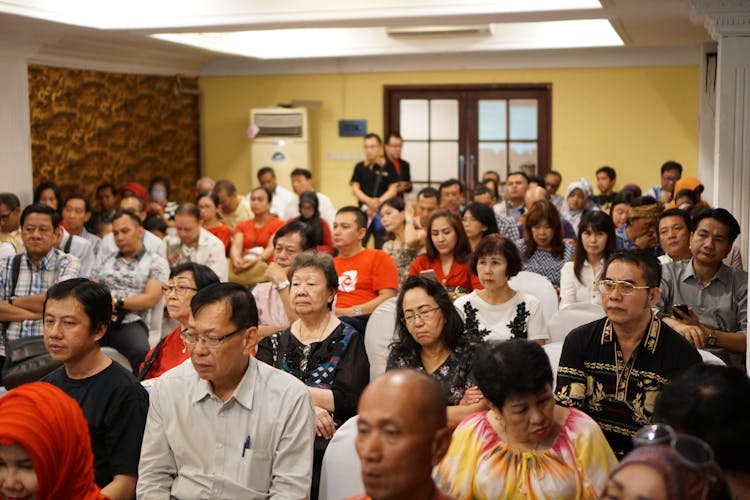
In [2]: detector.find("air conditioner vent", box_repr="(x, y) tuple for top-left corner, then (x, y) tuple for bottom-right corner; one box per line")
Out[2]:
(255, 112), (305, 137)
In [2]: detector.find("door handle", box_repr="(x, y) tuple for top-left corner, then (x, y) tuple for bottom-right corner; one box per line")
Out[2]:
(458, 155), (466, 180)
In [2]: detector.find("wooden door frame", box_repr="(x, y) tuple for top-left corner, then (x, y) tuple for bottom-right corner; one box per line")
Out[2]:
(383, 83), (553, 182)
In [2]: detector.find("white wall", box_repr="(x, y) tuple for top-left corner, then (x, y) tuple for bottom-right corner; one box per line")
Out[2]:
(0, 55), (33, 205)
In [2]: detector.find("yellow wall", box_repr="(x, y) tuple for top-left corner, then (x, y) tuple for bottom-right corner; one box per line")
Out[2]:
(200, 65), (699, 208)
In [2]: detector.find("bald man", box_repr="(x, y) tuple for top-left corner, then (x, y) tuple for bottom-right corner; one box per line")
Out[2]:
(350, 370), (454, 500)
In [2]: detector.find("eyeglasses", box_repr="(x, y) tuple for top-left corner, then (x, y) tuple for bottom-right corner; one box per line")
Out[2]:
(162, 284), (198, 297)
(180, 327), (245, 349)
(401, 306), (440, 325)
(633, 424), (716, 469)
(596, 279), (651, 295)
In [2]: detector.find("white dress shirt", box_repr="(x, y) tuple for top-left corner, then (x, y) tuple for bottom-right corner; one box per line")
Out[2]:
(60, 227), (96, 278)
(137, 357), (315, 499)
(158, 227), (229, 282)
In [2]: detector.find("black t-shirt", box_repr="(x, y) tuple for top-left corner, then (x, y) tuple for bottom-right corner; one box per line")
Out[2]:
(350, 160), (398, 205)
(44, 361), (149, 487)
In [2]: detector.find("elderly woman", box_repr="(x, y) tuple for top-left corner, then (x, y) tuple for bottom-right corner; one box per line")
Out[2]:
(453, 234), (548, 344)
(0, 382), (107, 499)
(387, 275), (486, 428)
(435, 339), (617, 499)
(255, 251), (369, 499)
(137, 262), (220, 381)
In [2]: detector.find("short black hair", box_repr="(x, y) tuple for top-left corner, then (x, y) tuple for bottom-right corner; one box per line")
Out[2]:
(660, 160), (683, 175)
(391, 276), (467, 359)
(674, 189), (698, 205)
(653, 364), (750, 473)
(596, 166), (617, 180)
(417, 186), (440, 204)
(33, 182), (63, 213)
(336, 206), (367, 229)
(191, 282), (259, 329)
(364, 132), (382, 144)
(120, 194), (146, 213)
(174, 203), (200, 220)
(20, 203), (60, 229)
(272, 220), (316, 251)
(0, 193), (21, 210)
(690, 207), (741, 244)
(386, 131), (402, 143)
(64, 194), (92, 213)
(112, 210), (143, 227)
(470, 234), (522, 278)
(251, 186), (273, 204)
(507, 171), (530, 183)
(528, 175), (546, 186)
(213, 179), (237, 196)
(148, 176), (171, 197)
(257, 166), (276, 179)
(439, 178), (463, 194)
(170, 262), (220, 289)
(546, 170), (562, 180)
(630, 195), (658, 208)
(44, 278), (111, 335)
(96, 183), (116, 197)
(474, 340), (553, 410)
(290, 168), (312, 179)
(658, 208), (690, 230)
(603, 249), (662, 288)
(471, 185), (492, 199)
(144, 215), (166, 233)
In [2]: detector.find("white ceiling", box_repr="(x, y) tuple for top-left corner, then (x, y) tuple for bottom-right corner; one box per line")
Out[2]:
(0, 0), (713, 76)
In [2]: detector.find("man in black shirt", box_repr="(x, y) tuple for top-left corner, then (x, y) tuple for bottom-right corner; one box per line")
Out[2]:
(42, 278), (149, 500)
(555, 249), (701, 458)
(350, 132), (398, 248)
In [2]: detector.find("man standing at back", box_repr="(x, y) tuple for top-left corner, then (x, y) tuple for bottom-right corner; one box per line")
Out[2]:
(138, 282), (315, 498)
(43, 278), (148, 500)
(384, 132), (412, 197)
(0, 204), (81, 359)
(333, 207), (398, 331)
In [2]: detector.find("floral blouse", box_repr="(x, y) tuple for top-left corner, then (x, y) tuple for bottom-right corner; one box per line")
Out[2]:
(386, 344), (477, 405)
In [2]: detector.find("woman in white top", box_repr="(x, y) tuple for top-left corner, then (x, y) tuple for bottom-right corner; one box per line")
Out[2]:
(454, 234), (548, 344)
(559, 211), (616, 309)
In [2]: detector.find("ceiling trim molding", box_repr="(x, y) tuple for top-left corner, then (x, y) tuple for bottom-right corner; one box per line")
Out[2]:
(200, 46), (701, 77)
(689, 0), (750, 39)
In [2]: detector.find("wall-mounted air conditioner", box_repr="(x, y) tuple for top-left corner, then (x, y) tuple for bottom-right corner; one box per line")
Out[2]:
(249, 107), (310, 188)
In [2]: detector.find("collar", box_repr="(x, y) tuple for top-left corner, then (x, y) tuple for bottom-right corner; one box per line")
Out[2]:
(190, 356), (256, 411)
(601, 313), (661, 354)
(32, 248), (58, 270)
(117, 246), (147, 260)
(685, 258), (731, 286)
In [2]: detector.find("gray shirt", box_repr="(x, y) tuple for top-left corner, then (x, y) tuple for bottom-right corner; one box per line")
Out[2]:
(659, 258), (747, 364)
(137, 357), (316, 499)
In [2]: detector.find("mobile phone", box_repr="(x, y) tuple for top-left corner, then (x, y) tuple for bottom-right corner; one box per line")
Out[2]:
(420, 269), (438, 282)
(673, 304), (690, 316)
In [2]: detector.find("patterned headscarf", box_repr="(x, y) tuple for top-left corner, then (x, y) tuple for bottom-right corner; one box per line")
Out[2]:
(0, 382), (107, 500)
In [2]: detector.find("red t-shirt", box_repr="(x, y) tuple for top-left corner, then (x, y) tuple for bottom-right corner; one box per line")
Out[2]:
(408, 255), (481, 290)
(138, 326), (188, 380)
(235, 217), (285, 252)
(334, 248), (399, 309)
(205, 224), (233, 253)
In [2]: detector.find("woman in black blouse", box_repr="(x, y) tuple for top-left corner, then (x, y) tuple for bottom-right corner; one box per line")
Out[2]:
(387, 275), (486, 428)
(256, 250), (369, 499)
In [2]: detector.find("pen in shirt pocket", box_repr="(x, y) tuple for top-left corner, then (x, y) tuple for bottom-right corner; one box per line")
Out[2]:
(242, 435), (251, 457)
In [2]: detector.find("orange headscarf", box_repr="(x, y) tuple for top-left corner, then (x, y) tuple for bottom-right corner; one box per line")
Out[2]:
(0, 382), (108, 500)
(667, 176), (709, 209)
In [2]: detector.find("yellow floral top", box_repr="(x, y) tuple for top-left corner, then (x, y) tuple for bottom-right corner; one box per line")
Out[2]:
(434, 408), (616, 500)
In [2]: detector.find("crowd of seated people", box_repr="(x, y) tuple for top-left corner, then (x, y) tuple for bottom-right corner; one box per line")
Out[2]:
(0, 137), (749, 499)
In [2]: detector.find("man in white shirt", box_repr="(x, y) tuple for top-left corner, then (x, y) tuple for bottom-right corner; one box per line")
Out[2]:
(256, 166), (296, 219)
(158, 203), (228, 282)
(138, 283), (315, 498)
(283, 167), (337, 224)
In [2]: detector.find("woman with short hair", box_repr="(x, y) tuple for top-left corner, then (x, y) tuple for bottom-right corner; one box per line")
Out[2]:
(435, 339), (616, 499)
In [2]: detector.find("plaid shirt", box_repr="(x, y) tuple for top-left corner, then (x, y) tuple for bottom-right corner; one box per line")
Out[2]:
(0, 248), (81, 341)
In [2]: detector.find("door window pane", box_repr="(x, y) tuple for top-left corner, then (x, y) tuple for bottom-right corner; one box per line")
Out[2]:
(479, 100), (507, 141)
(509, 99), (538, 140)
(478, 142), (508, 181)
(400, 100), (429, 140)
(402, 141), (428, 181)
(430, 142), (459, 181)
(429, 100), (459, 140)
(509, 142), (538, 171)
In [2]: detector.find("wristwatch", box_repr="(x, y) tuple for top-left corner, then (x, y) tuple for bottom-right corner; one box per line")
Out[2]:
(275, 280), (290, 292)
(706, 331), (718, 347)
(116, 297), (125, 310)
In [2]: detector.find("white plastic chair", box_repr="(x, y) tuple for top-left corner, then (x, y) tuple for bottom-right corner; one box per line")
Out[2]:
(508, 271), (559, 324)
(319, 416), (364, 500)
(146, 298), (165, 348)
(698, 349), (726, 366)
(546, 303), (605, 343)
(542, 341), (564, 389)
(101, 346), (133, 373)
(364, 298), (398, 381)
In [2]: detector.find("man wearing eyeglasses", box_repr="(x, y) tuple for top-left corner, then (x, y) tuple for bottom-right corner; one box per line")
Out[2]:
(555, 249), (701, 459)
(0, 204), (81, 362)
(138, 282), (315, 499)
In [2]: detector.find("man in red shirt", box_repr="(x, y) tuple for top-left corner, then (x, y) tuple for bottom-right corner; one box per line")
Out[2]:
(333, 207), (398, 331)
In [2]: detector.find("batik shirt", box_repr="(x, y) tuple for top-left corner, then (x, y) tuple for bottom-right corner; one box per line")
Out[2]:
(554, 315), (701, 458)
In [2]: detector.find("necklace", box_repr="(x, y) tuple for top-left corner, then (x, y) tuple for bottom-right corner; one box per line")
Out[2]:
(297, 314), (334, 345)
